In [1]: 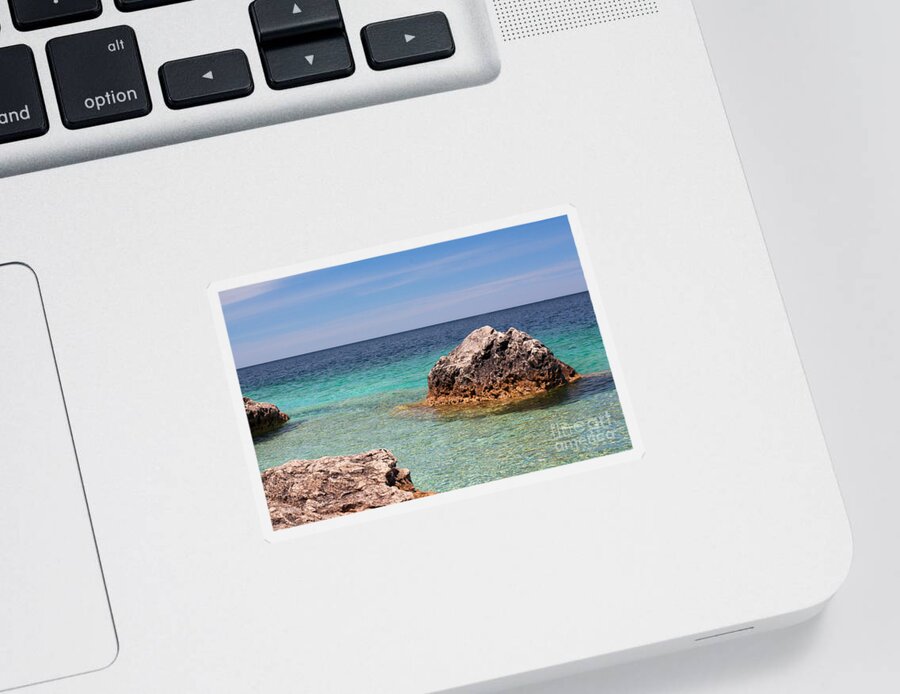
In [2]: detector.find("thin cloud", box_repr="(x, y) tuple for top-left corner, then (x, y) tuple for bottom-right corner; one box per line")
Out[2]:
(223, 247), (485, 323)
(224, 216), (588, 366)
(219, 278), (287, 306)
(232, 260), (586, 365)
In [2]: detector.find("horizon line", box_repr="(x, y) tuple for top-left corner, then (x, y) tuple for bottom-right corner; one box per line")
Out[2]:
(236, 289), (591, 370)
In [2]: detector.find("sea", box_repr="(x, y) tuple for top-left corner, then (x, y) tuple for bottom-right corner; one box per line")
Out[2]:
(237, 291), (632, 493)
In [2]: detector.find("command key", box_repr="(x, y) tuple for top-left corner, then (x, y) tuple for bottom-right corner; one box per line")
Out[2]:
(0, 45), (49, 145)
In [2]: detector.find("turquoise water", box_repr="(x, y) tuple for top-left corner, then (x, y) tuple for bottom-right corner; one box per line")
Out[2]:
(238, 292), (632, 493)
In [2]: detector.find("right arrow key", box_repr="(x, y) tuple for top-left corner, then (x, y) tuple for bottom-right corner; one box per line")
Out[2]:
(361, 12), (455, 71)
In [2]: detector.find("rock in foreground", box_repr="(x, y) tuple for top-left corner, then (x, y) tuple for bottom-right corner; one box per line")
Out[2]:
(426, 326), (579, 405)
(262, 449), (433, 530)
(243, 396), (289, 437)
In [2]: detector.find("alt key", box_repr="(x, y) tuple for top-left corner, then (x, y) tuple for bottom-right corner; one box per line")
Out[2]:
(46, 25), (152, 130)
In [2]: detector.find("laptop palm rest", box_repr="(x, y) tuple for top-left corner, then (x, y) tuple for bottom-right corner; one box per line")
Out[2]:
(0, 264), (117, 692)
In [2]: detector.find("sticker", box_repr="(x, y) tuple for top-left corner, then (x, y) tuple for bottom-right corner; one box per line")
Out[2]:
(210, 207), (640, 538)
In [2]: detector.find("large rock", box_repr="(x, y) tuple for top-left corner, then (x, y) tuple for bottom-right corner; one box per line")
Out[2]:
(243, 396), (289, 437)
(426, 326), (579, 405)
(262, 449), (433, 530)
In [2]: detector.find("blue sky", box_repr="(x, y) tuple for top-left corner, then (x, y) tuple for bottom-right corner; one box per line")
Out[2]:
(221, 215), (588, 367)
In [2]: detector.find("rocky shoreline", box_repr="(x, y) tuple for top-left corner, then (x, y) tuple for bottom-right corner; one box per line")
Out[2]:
(261, 449), (434, 530)
(425, 326), (580, 405)
(250, 325), (579, 529)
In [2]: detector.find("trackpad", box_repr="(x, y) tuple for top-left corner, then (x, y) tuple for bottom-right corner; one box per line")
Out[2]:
(0, 264), (117, 691)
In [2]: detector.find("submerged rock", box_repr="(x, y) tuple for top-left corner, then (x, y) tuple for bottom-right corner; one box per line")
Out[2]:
(243, 396), (289, 438)
(426, 326), (579, 405)
(262, 449), (433, 530)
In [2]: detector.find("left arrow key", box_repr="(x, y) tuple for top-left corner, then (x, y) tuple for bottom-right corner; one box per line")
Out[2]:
(159, 50), (254, 110)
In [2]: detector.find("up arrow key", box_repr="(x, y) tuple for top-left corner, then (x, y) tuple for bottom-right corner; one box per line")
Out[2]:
(251, 0), (345, 43)
(404, 34), (415, 43)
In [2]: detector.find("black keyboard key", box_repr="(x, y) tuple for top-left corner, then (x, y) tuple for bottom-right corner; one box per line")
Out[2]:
(115, 0), (191, 11)
(8, 0), (102, 32)
(250, 0), (343, 43)
(47, 26), (152, 130)
(159, 50), (254, 109)
(361, 12), (455, 71)
(0, 45), (49, 145)
(261, 34), (353, 90)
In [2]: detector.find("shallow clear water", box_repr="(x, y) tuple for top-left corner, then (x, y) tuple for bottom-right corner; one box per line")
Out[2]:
(238, 292), (632, 492)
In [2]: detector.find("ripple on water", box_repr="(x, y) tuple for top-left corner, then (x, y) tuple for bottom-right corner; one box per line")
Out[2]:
(243, 294), (633, 493)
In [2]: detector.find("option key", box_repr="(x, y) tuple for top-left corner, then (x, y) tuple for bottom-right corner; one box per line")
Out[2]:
(47, 26), (152, 130)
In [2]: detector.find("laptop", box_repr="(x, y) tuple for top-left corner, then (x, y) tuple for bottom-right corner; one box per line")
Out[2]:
(0, 1), (851, 692)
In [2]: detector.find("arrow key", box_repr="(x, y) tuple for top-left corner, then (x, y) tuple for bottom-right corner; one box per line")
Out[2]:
(261, 34), (354, 90)
(250, 0), (344, 43)
(362, 12), (455, 71)
(159, 50), (254, 110)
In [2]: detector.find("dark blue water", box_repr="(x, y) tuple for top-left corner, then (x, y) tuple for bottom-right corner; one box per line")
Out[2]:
(239, 292), (632, 492)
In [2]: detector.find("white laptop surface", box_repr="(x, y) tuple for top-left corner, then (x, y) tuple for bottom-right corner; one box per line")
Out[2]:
(0, 1), (850, 692)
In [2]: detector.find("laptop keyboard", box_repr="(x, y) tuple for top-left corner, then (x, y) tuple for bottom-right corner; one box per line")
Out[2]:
(0, 0), (499, 176)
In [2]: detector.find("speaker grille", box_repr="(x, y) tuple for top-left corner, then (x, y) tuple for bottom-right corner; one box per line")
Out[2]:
(493, 0), (659, 42)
